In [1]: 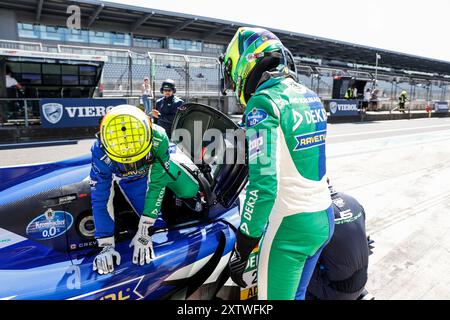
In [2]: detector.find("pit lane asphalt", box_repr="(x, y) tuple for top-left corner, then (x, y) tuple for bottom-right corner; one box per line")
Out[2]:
(326, 117), (450, 299)
(1, 117), (450, 300)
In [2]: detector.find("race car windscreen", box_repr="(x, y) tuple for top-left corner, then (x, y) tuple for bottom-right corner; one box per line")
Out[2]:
(175, 112), (229, 164)
(172, 103), (247, 208)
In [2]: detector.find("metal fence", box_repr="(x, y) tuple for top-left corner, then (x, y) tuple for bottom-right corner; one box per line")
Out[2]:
(187, 55), (221, 97)
(131, 51), (152, 98)
(147, 52), (221, 102)
(148, 52), (189, 100)
(0, 98), (40, 127)
(294, 58), (450, 109)
(0, 39), (43, 51)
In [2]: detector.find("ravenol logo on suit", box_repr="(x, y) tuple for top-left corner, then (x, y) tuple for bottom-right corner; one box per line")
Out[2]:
(294, 130), (326, 151)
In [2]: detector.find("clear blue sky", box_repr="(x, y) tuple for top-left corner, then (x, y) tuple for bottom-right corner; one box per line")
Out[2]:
(107, 0), (450, 62)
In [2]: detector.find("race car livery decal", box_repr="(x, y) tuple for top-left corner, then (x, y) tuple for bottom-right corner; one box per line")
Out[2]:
(68, 276), (145, 300)
(240, 246), (259, 300)
(69, 240), (97, 251)
(26, 210), (74, 240)
(246, 108), (268, 127)
(0, 228), (27, 249)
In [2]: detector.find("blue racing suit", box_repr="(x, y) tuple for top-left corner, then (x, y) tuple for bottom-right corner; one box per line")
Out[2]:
(90, 124), (172, 239)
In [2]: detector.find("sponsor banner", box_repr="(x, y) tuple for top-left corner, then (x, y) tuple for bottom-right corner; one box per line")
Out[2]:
(328, 99), (360, 116)
(40, 98), (126, 128)
(434, 101), (449, 113)
(26, 210), (73, 241)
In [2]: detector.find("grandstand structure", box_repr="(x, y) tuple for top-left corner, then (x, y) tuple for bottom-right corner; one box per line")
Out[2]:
(0, 0), (450, 112)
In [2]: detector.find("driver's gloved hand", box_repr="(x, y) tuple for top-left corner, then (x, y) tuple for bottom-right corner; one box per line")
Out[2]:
(229, 230), (261, 288)
(93, 237), (121, 275)
(130, 215), (156, 266)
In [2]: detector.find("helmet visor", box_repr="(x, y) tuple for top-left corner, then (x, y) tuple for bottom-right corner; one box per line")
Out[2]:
(116, 153), (153, 174)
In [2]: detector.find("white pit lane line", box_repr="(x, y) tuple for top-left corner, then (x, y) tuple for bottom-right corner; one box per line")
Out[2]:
(329, 123), (450, 139)
(327, 128), (450, 159)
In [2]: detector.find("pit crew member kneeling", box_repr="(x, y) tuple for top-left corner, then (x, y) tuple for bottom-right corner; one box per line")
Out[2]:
(90, 105), (199, 275)
(305, 181), (370, 300)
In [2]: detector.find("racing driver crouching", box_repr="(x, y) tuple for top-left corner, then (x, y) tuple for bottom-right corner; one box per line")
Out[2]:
(90, 105), (199, 275)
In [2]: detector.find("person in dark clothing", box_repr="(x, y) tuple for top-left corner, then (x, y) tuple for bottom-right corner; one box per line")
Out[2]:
(305, 183), (370, 300)
(398, 90), (408, 113)
(153, 79), (183, 139)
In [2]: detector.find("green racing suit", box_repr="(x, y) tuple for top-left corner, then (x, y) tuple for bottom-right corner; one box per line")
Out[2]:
(240, 75), (334, 300)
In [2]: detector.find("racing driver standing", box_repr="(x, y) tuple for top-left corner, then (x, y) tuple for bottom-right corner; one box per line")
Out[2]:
(223, 27), (334, 300)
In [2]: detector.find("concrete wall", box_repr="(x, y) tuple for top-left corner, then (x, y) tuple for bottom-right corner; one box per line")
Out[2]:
(377, 100), (441, 111)
(0, 9), (18, 40)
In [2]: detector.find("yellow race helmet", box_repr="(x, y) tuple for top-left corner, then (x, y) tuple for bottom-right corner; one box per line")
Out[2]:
(99, 105), (153, 166)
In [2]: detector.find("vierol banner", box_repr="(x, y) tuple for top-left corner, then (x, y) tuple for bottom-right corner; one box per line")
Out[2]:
(40, 98), (127, 128)
(328, 99), (360, 117)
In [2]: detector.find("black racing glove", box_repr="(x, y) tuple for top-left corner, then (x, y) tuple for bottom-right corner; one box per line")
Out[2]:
(229, 230), (261, 288)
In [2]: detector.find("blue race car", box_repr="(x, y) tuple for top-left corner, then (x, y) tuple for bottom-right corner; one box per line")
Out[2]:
(0, 103), (248, 300)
